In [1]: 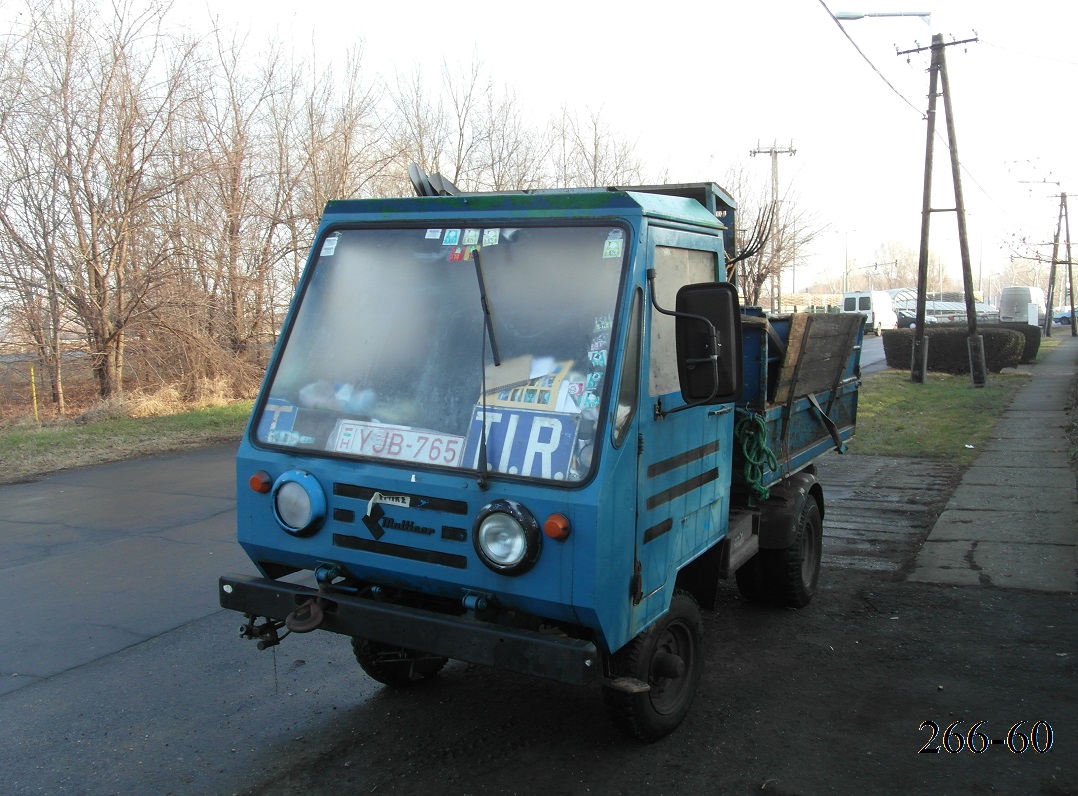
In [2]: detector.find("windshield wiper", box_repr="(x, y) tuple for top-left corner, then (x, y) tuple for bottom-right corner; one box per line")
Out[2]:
(472, 247), (498, 490)
(472, 248), (500, 366)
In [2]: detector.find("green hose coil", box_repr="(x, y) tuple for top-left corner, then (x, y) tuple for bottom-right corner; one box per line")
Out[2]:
(735, 409), (778, 502)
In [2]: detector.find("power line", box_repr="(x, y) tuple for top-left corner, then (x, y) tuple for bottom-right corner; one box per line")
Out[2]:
(980, 39), (1078, 68)
(816, 0), (925, 117)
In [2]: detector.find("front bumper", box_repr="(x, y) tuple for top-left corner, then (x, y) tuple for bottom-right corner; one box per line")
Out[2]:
(219, 574), (600, 686)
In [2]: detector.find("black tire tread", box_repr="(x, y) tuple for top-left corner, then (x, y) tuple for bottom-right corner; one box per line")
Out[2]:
(603, 590), (704, 742)
(763, 498), (822, 608)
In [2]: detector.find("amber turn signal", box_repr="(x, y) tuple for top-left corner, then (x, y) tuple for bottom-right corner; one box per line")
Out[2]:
(543, 513), (571, 541)
(249, 470), (273, 494)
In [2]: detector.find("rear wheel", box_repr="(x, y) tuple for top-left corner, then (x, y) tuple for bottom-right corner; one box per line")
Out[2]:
(603, 591), (704, 741)
(734, 498), (823, 608)
(351, 638), (447, 686)
(763, 498), (822, 608)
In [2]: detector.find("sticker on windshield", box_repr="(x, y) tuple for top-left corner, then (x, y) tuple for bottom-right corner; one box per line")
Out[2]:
(442, 229), (461, 245)
(482, 228), (500, 246)
(602, 229), (624, 259)
(425, 229), (442, 239)
(462, 228), (480, 246)
(448, 245), (477, 262)
(320, 236), (339, 256)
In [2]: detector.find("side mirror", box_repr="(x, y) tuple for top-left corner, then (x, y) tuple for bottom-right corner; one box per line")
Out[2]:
(675, 282), (742, 404)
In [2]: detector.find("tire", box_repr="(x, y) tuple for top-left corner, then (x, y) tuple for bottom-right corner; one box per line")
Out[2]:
(603, 591), (704, 741)
(351, 638), (447, 686)
(763, 497), (822, 608)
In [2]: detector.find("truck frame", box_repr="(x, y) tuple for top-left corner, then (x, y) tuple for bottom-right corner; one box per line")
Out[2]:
(219, 171), (861, 740)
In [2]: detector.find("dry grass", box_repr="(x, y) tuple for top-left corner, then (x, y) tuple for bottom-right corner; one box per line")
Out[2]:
(73, 378), (237, 422)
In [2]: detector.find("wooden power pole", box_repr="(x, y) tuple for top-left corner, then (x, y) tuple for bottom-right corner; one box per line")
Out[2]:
(750, 141), (795, 311)
(902, 33), (984, 386)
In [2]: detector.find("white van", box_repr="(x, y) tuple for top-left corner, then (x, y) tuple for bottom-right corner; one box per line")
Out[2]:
(998, 286), (1045, 325)
(842, 290), (898, 336)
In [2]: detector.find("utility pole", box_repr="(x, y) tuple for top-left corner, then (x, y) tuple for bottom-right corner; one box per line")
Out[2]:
(1066, 194), (1076, 335)
(1043, 193), (1066, 338)
(901, 33), (984, 386)
(750, 141), (795, 311)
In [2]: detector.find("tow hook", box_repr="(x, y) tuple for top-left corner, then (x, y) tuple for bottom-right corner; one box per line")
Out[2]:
(283, 562), (344, 634)
(285, 598), (324, 633)
(240, 614), (288, 650)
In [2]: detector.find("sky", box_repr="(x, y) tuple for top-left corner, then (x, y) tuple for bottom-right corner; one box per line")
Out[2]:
(181, 0), (1077, 296)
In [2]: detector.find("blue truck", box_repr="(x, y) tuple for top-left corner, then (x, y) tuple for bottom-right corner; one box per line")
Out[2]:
(219, 171), (862, 741)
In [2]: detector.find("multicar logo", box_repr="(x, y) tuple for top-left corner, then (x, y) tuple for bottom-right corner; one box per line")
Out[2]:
(380, 516), (436, 536)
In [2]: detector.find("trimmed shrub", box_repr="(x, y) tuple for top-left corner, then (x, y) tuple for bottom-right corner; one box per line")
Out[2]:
(998, 322), (1041, 363)
(881, 328), (1025, 374)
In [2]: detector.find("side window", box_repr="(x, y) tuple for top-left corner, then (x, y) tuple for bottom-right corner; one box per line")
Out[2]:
(649, 246), (716, 396)
(612, 289), (642, 447)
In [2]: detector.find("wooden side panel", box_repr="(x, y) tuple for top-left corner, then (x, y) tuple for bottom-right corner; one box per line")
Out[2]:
(772, 313), (862, 405)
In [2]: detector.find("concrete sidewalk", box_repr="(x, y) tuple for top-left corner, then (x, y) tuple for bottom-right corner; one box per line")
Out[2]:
(909, 332), (1078, 592)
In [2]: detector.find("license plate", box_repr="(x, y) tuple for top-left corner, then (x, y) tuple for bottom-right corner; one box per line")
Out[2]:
(329, 420), (465, 467)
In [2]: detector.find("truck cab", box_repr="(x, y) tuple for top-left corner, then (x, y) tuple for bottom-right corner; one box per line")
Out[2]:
(220, 177), (861, 740)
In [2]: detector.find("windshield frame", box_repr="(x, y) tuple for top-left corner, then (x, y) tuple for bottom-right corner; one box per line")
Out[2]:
(249, 217), (634, 488)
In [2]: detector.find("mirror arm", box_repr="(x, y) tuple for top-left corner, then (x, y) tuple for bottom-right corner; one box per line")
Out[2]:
(646, 269), (720, 418)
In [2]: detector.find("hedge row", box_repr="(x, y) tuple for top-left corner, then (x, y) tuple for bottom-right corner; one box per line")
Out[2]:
(881, 327), (1026, 374)
(998, 322), (1041, 363)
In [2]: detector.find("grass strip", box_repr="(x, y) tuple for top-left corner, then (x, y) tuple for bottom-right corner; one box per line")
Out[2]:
(0, 402), (253, 483)
(853, 369), (1028, 465)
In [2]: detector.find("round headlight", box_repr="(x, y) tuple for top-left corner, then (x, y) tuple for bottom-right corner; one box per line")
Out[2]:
(271, 470), (326, 536)
(473, 499), (541, 576)
(478, 513), (527, 566)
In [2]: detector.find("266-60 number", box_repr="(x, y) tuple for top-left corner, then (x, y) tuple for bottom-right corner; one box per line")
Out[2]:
(919, 720), (1054, 754)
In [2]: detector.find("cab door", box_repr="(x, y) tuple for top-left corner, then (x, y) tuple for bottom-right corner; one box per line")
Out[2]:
(630, 228), (736, 631)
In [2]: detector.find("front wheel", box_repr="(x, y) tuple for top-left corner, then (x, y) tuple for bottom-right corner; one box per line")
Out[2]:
(603, 591), (704, 741)
(351, 638), (447, 686)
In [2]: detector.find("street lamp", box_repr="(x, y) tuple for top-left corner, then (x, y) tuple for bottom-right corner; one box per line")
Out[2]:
(835, 11), (931, 22)
(843, 229), (857, 293)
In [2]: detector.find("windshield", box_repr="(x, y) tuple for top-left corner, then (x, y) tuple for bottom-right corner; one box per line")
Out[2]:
(255, 223), (627, 482)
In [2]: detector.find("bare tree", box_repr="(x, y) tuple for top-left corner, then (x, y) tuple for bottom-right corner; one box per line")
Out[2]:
(389, 67), (450, 183)
(467, 84), (547, 192)
(0, 21), (71, 414)
(723, 164), (823, 306)
(0, 0), (204, 399)
(548, 107), (644, 188)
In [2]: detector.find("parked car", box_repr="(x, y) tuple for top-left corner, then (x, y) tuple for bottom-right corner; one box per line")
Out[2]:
(897, 311), (937, 329)
(1053, 310), (1073, 325)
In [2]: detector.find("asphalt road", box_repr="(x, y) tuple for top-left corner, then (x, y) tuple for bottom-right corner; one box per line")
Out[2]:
(1, 444), (1074, 795)
(860, 333), (887, 374)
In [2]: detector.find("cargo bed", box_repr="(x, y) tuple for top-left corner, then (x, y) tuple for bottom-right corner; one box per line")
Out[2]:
(734, 310), (863, 495)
